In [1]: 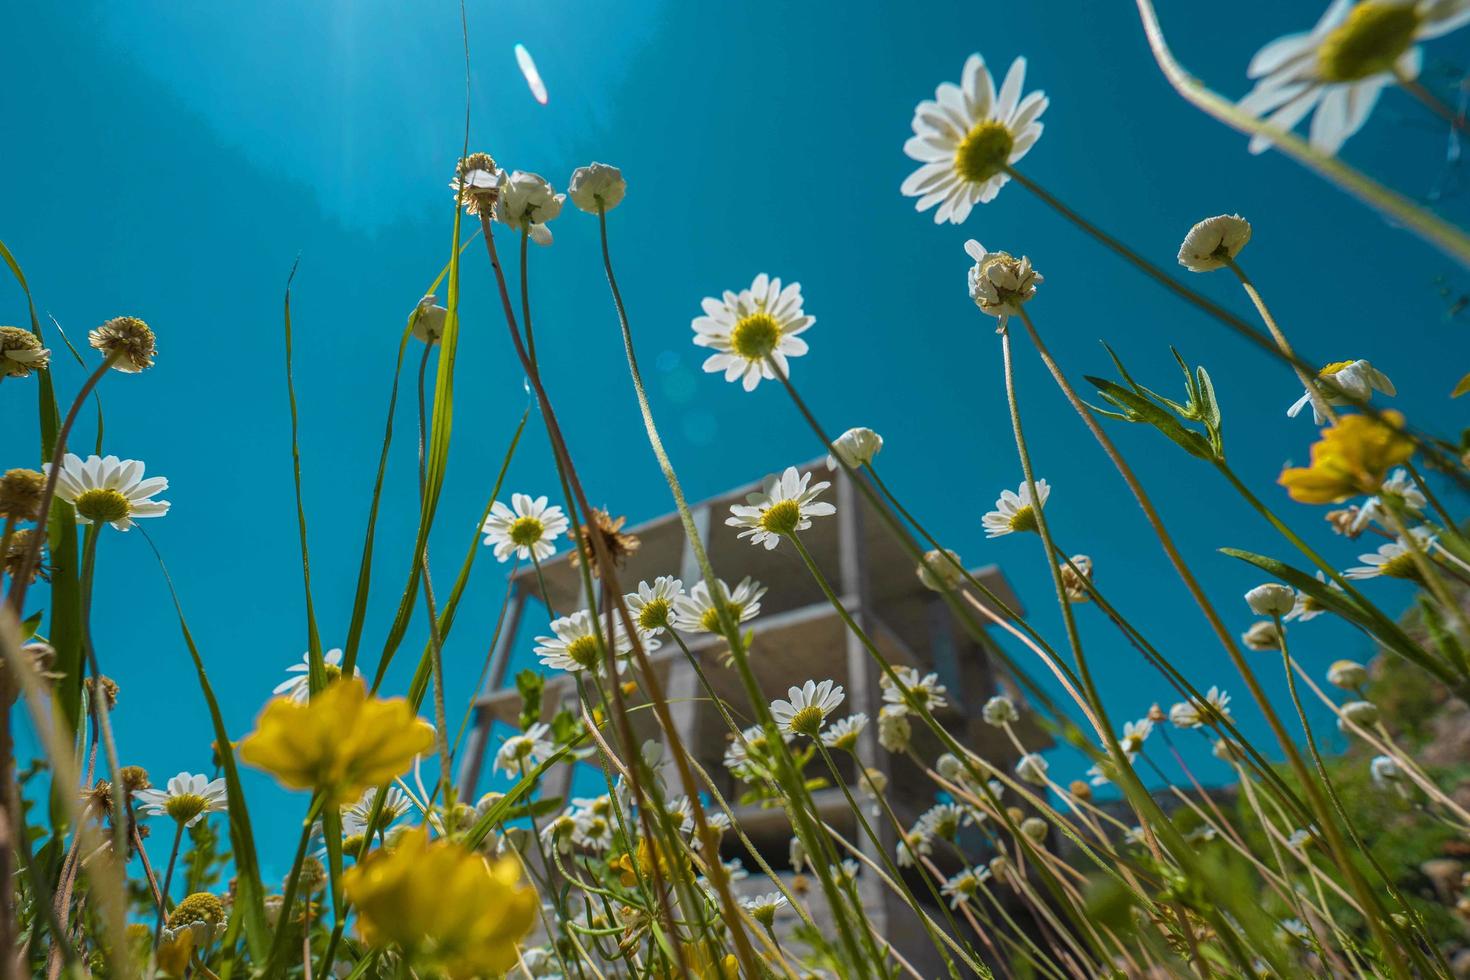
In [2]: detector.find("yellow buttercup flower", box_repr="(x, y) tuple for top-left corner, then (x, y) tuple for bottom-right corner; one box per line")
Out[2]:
(1279, 410), (1414, 505)
(239, 677), (434, 802)
(343, 826), (537, 979)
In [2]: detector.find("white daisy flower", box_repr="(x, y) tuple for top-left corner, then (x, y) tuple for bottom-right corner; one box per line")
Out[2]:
(827, 427), (883, 471)
(919, 802), (974, 842)
(1344, 526), (1436, 580)
(410, 295), (448, 346)
(1120, 717), (1154, 755)
(941, 866), (992, 908)
(481, 493), (569, 562)
(982, 479), (1049, 537)
(901, 54), (1048, 223)
(340, 786), (412, 837)
(770, 679), (846, 738)
(493, 170), (564, 245)
(1238, 0), (1470, 156)
(571, 810), (613, 851)
(1177, 215), (1253, 272)
(624, 576), (684, 638)
(880, 666), (949, 713)
(741, 892), (788, 928)
(672, 577), (765, 634)
(726, 466), (836, 550)
(1284, 570), (1338, 622)
(1015, 752), (1050, 786)
(1169, 686), (1234, 728)
(1369, 754), (1403, 788)
(965, 240), (1042, 324)
(46, 454), (170, 531)
(1287, 359), (1396, 422)
(133, 772), (227, 827)
(0, 326), (50, 377)
(896, 827), (933, 868)
(877, 703), (913, 752)
(271, 648), (361, 703)
(820, 713), (869, 751)
(495, 722), (555, 776)
(982, 695), (1019, 727)
(533, 609), (633, 675)
(1350, 467), (1425, 532)
(567, 162), (626, 214)
(691, 273), (814, 391)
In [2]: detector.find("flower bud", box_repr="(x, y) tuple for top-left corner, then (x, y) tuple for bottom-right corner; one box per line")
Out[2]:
(1326, 659), (1367, 689)
(1177, 214), (1250, 272)
(1241, 620), (1281, 651)
(1244, 583), (1294, 617)
(1021, 817), (1048, 843)
(877, 705), (911, 753)
(1338, 700), (1379, 728)
(826, 427), (884, 470)
(568, 163), (626, 214)
(916, 549), (964, 593)
(1014, 753), (1048, 786)
(1068, 780), (1092, 801)
(982, 695), (1018, 727)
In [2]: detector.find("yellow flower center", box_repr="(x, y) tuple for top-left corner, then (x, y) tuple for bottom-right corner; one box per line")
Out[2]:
(1317, 2), (1419, 82)
(164, 793), (208, 823)
(1008, 504), (1038, 534)
(323, 663), (342, 683)
(508, 515), (545, 547)
(829, 729), (859, 752)
(954, 120), (1015, 184)
(729, 312), (781, 360)
(566, 635), (601, 670)
(1378, 550), (1422, 581)
(636, 598), (670, 632)
(699, 600), (745, 633)
(758, 499), (803, 537)
(788, 705), (824, 737)
(751, 903), (778, 928)
(74, 487), (131, 524)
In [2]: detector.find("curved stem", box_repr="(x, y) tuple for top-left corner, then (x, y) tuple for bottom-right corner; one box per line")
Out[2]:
(1226, 257), (1334, 425)
(152, 821), (186, 942)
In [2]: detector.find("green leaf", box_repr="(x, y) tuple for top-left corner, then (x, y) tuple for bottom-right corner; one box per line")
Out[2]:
(1088, 378), (1215, 460)
(516, 670), (544, 732)
(1452, 371), (1470, 398)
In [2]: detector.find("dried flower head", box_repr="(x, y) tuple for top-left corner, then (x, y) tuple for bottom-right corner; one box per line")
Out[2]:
(965, 240), (1042, 325)
(1177, 215), (1251, 272)
(0, 326), (50, 377)
(1060, 554), (1093, 603)
(89, 316), (156, 373)
(451, 152), (500, 215)
(0, 468), (45, 521)
(3, 530), (44, 585)
(571, 508), (640, 574)
(118, 766), (151, 795)
(88, 675), (120, 709)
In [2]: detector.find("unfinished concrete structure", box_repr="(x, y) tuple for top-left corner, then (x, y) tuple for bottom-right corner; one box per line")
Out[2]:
(458, 459), (1032, 971)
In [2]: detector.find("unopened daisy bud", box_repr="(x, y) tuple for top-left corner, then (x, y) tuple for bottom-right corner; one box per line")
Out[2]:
(1015, 753), (1049, 786)
(411, 296), (448, 346)
(0, 468), (45, 521)
(916, 549), (964, 592)
(1005, 806), (1025, 824)
(964, 240), (1042, 325)
(452, 152), (500, 215)
(827, 427), (884, 471)
(1244, 583), (1294, 617)
(982, 695), (1018, 727)
(1020, 817), (1048, 843)
(119, 766), (150, 795)
(1241, 620), (1281, 651)
(1213, 738), (1245, 762)
(1068, 780), (1092, 801)
(1060, 554), (1093, 603)
(860, 767), (888, 798)
(567, 162), (626, 214)
(1326, 659), (1367, 689)
(89, 316), (156, 373)
(1338, 700), (1379, 728)
(1369, 755), (1401, 788)
(988, 855), (1009, 879)
(877, 705), (911, 753)
(1147, 703), (1166, 723)
(1177, 214), (1251, 273)
(0, 326), (50, 378)
(936, 753), (963, 781)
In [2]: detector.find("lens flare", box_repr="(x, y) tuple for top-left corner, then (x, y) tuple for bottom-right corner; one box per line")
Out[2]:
(514, 43), (548, 105)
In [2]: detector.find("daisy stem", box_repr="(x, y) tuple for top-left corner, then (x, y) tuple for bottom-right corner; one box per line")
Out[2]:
(152, 821), (186, 942)
(1013, 308), (1416, 979)
(1382, 503), (1470, 659)
(520, 227), (536, 365)
(1224, 258), (1336, 425)
(1405, 461), (1465, 546)
(1394, 71), (1469, 133)
(6, 351), (118, 615)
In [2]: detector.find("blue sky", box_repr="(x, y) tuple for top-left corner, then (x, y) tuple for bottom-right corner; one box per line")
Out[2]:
(3, 0), (1467, 875)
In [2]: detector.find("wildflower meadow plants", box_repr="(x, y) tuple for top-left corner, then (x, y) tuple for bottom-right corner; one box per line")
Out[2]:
(3, 5), (1470, 979)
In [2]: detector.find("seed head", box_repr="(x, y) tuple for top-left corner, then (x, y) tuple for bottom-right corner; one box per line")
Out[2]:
(89, 316), (156, 373)
(0, 468), (45, 520)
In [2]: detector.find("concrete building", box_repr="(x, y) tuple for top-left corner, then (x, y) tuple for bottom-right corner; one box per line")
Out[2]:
(458, 459), (1034, 973)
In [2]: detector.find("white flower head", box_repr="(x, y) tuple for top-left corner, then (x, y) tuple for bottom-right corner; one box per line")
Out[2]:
(902, 54), (1048, 223)
(877, 704), (912, 752)
(624, 576), (684, 638)
(692, 274), (814, 391)
(495, 722), (554, 776)
(1015, 752), (1049, 786)
(1285, 570), (1337, 622)
(568, 163), (626, 214)
(481, 493), (569, 562)
(982, 695), (1018, 727)
(0, 326), (50, 377)
(896, 827), (933, 867)
(1177, 215), (1252, 272)
(341, 786), (412, 837)
(1351, 467), (1425, 533)
(1345, 526), (1436, 580)
(1242, 620), (1282, 650)
(1244, 583), (1296, 617)
(493, 170), (564, 245)
(47, 454), (170, 531)
(965, 240), (1042, 325)
(1238, 0), (1470, 156)
(411, 295), (448, 345)
(1327, 659), (1368, 688)
(133, 772), (227, 827)
(827, 427), (884, 471)
(1170, 686), (1232, 729)
(917, 548), (965, 593)
(272, 648), (361, 703)
(534, 609), (633, 675)
(920, 802), (974, 842)
(1287, 359), (1396, 422)
(672, 577), (765, 634)
(941, 865), (992, 908)
(983, 479), (1049, 537)
(771, 679), (845, 738)
(820, 712), (869, 751)
(741, 892), (788, 928)
(726, 466), (835, 549)
(880, 665), (949, 713)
